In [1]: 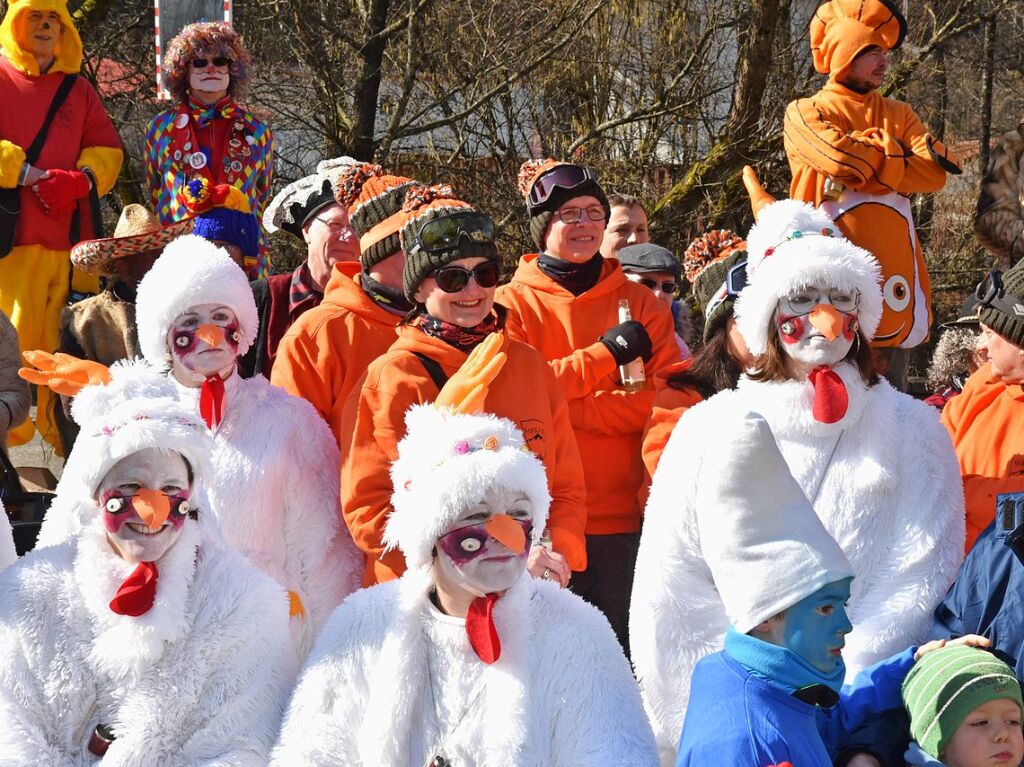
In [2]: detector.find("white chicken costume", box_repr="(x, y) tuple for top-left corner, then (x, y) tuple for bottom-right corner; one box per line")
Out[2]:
(271, 404), (658, 766)
(0, 499), (15, 573)
(629, 174), (965, 763)
(0, 362), (294, 765)
(36, 235), (364, 658)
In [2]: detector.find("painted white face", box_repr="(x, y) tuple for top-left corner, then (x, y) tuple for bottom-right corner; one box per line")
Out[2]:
(168, 303), (240, 380)
(97, 449), (192, 564)
(775, 283), (860, 369)
(188, 51), (231, 95)
(433, 487), (533, 598)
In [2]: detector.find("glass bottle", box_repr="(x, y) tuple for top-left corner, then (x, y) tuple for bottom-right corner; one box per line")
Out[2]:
(617, 299), (646, 392)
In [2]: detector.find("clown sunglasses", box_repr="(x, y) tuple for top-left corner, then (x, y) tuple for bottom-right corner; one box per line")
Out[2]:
(192, 56), (232, 68)
(527, 164), (595, 211)
(416, 211), (496, 254)
(975, 270), (1023, 316)
(432, 261), (501, 293)
(781, 287), (860, 316)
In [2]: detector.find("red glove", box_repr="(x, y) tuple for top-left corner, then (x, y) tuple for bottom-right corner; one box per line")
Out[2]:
(33, 169), (90, 215)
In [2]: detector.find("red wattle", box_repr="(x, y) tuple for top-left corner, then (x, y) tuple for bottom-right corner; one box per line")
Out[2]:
(199, 375), (226, 429)
(109, 561), (159, 617)
(466, 593), (501, 664)
(808, 366), (848, 424)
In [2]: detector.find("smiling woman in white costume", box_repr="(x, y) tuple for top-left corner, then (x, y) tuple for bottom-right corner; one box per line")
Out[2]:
(629, 168), (965, 763)
(271, 352), (658, 766)
(0, 361), (294, 765)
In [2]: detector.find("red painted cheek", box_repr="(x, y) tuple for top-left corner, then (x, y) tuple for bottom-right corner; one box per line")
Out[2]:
(842, 314), (859, 340)
(172, 330), (198, 357)
(777, 314), (805, 344)
(223, 323), (241, 353)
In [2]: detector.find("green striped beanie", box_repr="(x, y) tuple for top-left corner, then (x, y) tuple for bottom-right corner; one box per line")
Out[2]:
(902, 645), (1023, 757)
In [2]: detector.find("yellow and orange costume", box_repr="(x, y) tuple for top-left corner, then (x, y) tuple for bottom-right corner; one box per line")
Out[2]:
(0, 0), (123, 448)
(783, 0), (960, 348)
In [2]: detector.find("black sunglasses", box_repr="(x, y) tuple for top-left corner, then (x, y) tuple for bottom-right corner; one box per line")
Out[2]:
(636, 278), (679, 294)
(433, 261), (501, 293)
(192, 56), (232, 69)
(417, 211), (495, 253)
(527, 165), (594, 211)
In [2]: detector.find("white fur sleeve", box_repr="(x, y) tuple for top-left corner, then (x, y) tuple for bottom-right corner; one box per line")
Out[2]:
(629, 404), (729, 763)
(841, 404), (966, 672)
(0, 509), (15, 573)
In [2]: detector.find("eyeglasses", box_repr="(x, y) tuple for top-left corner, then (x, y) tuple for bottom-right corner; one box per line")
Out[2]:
(781, 287), (860, 316)
(528, 165), (595, 211)
(417, 211), (495, 253)
(636, 278), (679, 295)
(313, 217), (356, 239)
(433, 261), (501, 293)
(974, 270), (1024, 317)
(192, 56), (232, 69)
(703, 259), (748, 318)
(554, 205), (606, 225)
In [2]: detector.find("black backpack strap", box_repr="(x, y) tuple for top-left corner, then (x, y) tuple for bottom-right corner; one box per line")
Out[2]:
(412, 352), (450, 391)
(25, 74), (78, 165)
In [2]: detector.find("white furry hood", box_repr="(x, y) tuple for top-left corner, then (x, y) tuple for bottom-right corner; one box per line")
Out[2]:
(135, 234), (259, 368)
(735, 199), (883, 355)
(385, 406), (551, 570)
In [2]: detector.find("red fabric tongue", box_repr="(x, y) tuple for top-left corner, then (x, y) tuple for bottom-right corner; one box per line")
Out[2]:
(466, 593), (501, 664)
(109, 561), (159, 617)
(808, 366), (848, 424)
(199, 375), (226, 429)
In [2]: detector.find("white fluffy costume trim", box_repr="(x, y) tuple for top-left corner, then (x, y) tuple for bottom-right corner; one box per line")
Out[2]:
(271, 570), (658, 765)
(386, 405), (551, 569)
(735, 198), (883, 355)
(0, 499), (15, 574)
(698, 412), (853, 634)
(134, 234), (259, 367)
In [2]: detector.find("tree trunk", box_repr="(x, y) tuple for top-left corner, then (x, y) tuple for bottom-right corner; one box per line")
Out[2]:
(350, 0), (392, 161)
(979, 14), (996, 176)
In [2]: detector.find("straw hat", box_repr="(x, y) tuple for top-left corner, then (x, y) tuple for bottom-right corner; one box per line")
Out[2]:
(70, 205), (193, 276)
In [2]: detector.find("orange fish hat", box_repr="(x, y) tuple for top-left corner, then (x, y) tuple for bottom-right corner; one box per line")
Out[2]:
(810, 0), (906, 80)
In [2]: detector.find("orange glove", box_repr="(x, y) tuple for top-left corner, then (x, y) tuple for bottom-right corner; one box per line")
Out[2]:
(19, 350), (111, 397)
(435, 332), (507, 414)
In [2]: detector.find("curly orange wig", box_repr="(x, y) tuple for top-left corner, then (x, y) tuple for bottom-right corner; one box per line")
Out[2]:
(162, 22), (252, 104)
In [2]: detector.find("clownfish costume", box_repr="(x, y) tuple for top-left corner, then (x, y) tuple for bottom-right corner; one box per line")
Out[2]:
(783, 0), (961, 349)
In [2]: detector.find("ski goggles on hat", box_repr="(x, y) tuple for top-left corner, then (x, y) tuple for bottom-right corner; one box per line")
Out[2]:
(416, 211), (496, 254)
(780, 286), (860, 317)
(975, 269), (1024, 317)
(527, 164), (595, 211)
(704, 259), (748, 318)
(436, 517), (533, 566)
(433, 261), (501, 293)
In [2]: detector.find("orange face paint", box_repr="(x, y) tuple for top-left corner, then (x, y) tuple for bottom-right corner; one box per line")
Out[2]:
(808, 304), (844, 341)
(484, 514), (527, 555)
(133, 488), (172, 531)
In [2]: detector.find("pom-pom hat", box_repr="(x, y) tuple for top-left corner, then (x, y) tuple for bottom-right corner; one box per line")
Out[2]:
(385, 405), (551, 571)
(683, 230), (748, 341)
(135, 234), (259, 368)
(335, 163), (417, 268)
(517, 158), (610, 250)
(179, 179), (260, 260)
(734, 168), (883, 356)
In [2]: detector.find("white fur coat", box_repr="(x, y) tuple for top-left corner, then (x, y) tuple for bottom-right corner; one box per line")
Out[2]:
(271, 569), (659, 766)
(630, 362), (965, 762)
(0, 517), (295, 766)
(171, 372), (363, 656)
(0, 504), (15, 573)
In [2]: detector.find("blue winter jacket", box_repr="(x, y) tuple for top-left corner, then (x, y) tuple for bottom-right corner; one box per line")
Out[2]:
(675, 648), (915, 766)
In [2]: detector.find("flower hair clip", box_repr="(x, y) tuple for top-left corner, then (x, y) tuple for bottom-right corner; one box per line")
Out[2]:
(764, 227), (836, 258)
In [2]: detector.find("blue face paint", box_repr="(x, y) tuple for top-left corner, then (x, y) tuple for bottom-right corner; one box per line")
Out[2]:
(781, 577), (853, 674)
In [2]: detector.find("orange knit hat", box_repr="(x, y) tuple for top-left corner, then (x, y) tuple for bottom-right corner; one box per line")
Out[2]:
(335, 163), (417, 268)
(516, 158), (609, 249)
(810, 0), (906, 79)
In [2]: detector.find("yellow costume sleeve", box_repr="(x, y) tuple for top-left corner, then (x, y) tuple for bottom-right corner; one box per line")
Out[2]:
(76, 146), (123, 196)
(0, 139), (26, 189)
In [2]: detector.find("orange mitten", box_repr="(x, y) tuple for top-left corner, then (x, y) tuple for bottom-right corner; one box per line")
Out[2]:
(434, 332), (507, 414)
(19, 351), (111, 397)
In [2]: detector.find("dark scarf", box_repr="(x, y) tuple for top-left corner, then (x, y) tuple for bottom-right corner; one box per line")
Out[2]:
(537, 252), (602, 296)
(413, 306), (503, 353)
(362, 272), (414, 315)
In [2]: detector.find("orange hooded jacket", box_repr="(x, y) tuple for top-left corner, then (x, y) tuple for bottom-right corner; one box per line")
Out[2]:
(942, 363), (1024, 552)
(496, 255), (681, 535)
(639, 359), (703, 505)
(340, 324), (588, 585)
(271, 261), (401, 446)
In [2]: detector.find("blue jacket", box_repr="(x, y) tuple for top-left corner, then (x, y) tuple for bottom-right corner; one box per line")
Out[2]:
(932, 521), (1024, 676)
(676, 648), (915, 766)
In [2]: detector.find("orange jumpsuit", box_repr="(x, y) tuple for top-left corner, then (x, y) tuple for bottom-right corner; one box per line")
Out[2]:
(942, 363), (1024, 552)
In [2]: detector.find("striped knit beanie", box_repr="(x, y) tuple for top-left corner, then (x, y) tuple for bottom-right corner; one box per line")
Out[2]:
(683, 230), (747, 342)
(517, 159), (609, 250)
(398, 184), (498, 300)
(902, 645), (1023, 758)
(979, 260), (1024, 347)
(335, 163), (417, 269)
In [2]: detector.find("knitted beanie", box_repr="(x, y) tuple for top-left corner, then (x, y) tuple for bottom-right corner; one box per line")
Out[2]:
(180, 179), (260, 260)
(683, 230), (747, 341)
(903, 645), (1023, 758)
(979, 260), (1024, 347)
(811, 0), (906, 80)
(398, 184), (498, 300)
(517, 159), (610, 250)
(335, 163), (416, 268)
